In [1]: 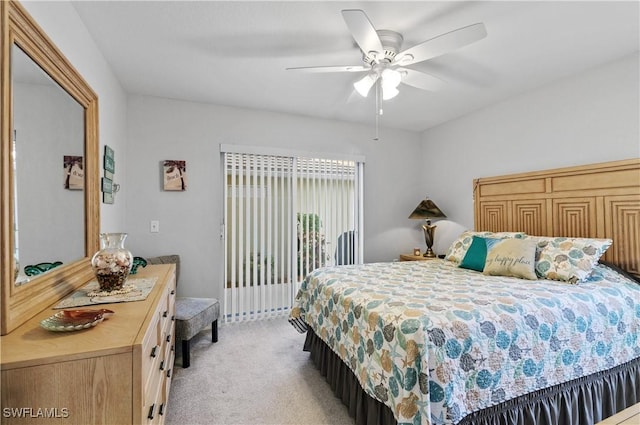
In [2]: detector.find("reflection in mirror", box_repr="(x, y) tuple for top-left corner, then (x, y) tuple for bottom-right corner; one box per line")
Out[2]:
(12, 44), (85, 285)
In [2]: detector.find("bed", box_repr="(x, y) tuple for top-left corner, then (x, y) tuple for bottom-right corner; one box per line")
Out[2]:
(289, 158), (640, 425)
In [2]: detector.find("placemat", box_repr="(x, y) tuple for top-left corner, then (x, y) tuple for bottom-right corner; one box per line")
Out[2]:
(53, 277), (157, 309)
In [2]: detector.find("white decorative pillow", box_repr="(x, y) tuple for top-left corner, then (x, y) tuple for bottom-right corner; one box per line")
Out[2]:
(483, 238), (538, 280)
(534, 237), (612, 284)
(445, 231), (526, 264)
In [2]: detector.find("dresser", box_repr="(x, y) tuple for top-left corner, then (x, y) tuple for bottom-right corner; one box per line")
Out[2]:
(0, 264), (176, 425)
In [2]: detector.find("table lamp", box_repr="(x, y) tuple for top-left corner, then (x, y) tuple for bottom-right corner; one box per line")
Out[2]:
(408, 198), (447, 257)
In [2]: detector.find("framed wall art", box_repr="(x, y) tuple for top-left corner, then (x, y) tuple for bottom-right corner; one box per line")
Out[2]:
(63, 155), (84, 190)
(103, 192), (114, 204)
(102, 145), (116, 203)
(163, 160), (187, 191)
(101, 177), (113, 193)
(103, 145), (115, 174)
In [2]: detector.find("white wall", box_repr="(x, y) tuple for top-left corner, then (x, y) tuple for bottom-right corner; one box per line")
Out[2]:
(125, 95), (423, 299)
(421, 52), (640, 229)
(22, 1), (128, 232)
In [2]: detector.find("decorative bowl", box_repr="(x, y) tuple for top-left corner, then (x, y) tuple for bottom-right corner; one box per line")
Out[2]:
(40, 309), (114, 332)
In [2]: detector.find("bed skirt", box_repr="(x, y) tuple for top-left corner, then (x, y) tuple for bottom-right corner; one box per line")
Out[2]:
(303, 329), (640, 425)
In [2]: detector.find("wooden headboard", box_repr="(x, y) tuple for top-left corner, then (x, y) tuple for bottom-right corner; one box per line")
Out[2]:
(473, 158), (640, 277)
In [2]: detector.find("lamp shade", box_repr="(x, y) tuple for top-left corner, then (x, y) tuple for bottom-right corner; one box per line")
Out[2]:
(408, 198), (447, 220)
(382, 86), (399, 100)
(353, 74), (377, 97)
(381, 68), (402, 89)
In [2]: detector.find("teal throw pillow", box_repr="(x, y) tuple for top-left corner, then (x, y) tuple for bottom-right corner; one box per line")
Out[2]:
(459, 236), (499, 272)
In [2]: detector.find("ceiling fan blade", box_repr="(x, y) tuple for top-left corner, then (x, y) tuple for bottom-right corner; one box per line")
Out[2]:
(399, 68), (446, 91)
(341, 9), (384, 63)
(393, 23), (487, 66)
(286, 65), (369, 73)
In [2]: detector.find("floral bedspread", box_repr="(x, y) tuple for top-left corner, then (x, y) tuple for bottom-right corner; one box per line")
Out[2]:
(289, 260), (640, 425)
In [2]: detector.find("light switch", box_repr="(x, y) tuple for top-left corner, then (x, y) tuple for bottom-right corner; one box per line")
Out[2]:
(150, 220), (160, 233)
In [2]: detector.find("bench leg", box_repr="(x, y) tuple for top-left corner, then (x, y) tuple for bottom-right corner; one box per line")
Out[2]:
(181, 339), (191, 368)
(212, 320), (218, 343)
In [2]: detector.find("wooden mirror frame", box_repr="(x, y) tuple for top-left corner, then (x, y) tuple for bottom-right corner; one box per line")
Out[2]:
(1, 0), (99, 335)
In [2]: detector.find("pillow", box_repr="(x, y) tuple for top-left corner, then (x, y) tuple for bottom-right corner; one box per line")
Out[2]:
(535, 237), (612, 283)
(483, 238), (538, 280)
(459, 236), (491, 272)
(445, 231), (526, 264)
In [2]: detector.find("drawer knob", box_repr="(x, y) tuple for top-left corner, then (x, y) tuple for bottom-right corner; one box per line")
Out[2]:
(160, 360), (165, 371)
(170, 289), (175, 295)
(166, 334), (171, 343)
(166, 368), (172, 378)
(163, 310), (168, 318)
(150, 345), (158, 358)
(171, 315), (175, 322)
(159, 403), (165, 416)
(148, 404), (155, 420)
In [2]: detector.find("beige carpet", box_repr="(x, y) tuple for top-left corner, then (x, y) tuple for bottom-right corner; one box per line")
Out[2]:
(166, 317), (354, 425)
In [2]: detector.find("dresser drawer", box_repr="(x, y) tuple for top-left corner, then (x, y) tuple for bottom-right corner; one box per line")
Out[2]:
(160, 275), (175, 368)
(141, 308), (162, 393)
(159, 281), (176, 339)
(166, 284), (176, 325)
(164, 347), (175, 395)
(141, 272), (175, 395)
(141, 268), (176, 424)
(142, 341), (169, 424)
(143, 373), (163, 425)
(157, 347), (175, 425)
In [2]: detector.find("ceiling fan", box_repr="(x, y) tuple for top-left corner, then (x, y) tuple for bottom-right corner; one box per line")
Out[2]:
(287, 9), (487, 102)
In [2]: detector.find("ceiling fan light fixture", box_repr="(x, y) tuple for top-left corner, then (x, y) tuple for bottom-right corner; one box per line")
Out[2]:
(354, 73), (377, 97)
(382, 86), (399, 100)
(288, 9), (487, 140)
(380, 68), (401, 100)
(381, 68), (402, 89)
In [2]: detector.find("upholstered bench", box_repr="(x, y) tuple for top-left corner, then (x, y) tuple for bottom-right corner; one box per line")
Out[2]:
(145, 255), (220, 368)
(174, 297), (219, 367)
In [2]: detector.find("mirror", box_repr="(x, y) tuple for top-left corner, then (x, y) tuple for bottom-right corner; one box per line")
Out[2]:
(1, 0), (100, 335)
(12, 44), (85, 285)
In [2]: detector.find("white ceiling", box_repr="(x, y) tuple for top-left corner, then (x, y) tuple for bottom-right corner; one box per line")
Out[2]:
(71, 1), (639, 133)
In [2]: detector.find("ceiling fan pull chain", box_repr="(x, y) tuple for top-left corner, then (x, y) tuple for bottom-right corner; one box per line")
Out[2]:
(374, 107), (379, 141)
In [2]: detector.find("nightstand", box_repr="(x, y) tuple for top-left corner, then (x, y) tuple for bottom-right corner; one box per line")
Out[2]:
(399, 253), (439, 261)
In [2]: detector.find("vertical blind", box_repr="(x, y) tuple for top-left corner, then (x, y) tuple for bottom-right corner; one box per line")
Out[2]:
(222, 148), (363, 322)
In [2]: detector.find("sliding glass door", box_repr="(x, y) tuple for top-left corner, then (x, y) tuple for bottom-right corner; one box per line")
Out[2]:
(222, 147), (364, 322)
